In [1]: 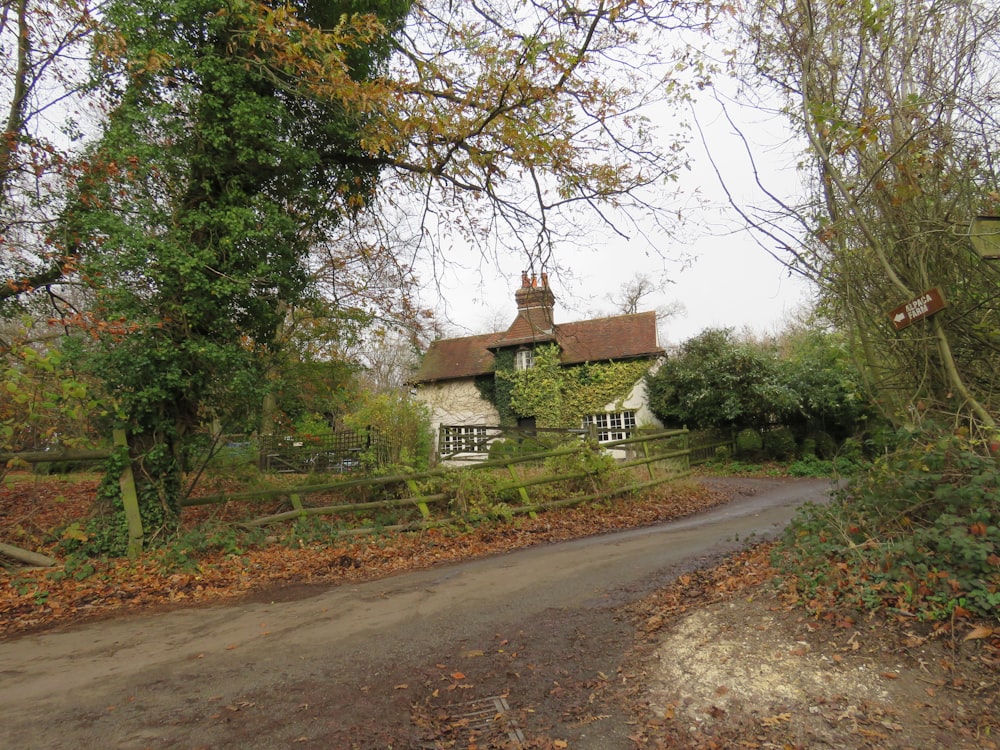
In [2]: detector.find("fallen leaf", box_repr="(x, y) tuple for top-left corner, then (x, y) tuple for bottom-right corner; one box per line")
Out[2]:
(462, 649), (485, 658)
(964, 625), (995, 641)
(394, 683), (409, 690)
(761, 712), (791, 727)
(450, 671), (465, 680)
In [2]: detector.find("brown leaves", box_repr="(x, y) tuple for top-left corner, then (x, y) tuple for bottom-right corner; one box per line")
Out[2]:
(963, 624), (995, 641)
(0, 474), (735, 637)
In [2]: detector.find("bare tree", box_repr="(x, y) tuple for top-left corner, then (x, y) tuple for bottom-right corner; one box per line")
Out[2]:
(719, 0), (1000, 437)
(1, 0), (95, 311)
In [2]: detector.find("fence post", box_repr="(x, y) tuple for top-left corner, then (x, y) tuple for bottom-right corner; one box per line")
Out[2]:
(641, 436), (655, 480)
(405, 479), (432, 519)
(505, 460), (534, 516)
(112, 429), (144, 558)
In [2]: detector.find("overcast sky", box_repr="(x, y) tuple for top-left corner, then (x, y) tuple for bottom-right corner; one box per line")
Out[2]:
(422, 87), (815, 348)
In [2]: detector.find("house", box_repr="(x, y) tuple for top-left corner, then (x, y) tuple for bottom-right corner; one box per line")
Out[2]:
(412, 273), (665, 459)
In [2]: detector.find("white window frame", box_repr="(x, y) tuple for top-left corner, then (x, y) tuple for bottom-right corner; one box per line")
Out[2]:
(441, 425), (489, 454)
(514, 348), (534, 371)
(582, 410), (637, 443)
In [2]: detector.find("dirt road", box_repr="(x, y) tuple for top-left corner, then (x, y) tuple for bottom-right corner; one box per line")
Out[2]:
(0, 477), (834, 749)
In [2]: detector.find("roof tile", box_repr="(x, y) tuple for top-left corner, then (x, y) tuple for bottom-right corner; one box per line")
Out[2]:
(412, 310), (661, 383)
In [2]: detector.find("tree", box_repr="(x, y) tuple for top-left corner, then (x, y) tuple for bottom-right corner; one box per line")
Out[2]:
(645, 328), (797, 430)
(64, 0), (413, 536)
(1, 0), (95, 312)
(775, 326), (871, 442)
(31, 0), (718, 548)
(646, 326), (870, 447)
(727, 0), (1000, 443)
(607, 271), (684, 343)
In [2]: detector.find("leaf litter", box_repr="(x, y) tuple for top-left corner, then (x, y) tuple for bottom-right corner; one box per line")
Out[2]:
(2, 472), (996, 750)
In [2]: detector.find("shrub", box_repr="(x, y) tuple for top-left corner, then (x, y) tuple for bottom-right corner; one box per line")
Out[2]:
(341, 391), (433, 470)
(799, 437), (817, 458)
(735, 428), (764, 457)
(776, 434), (1000, 619)
(763, 426), (797, 460)
(543, 444), (622, 495)
(810, 430), (838, 459)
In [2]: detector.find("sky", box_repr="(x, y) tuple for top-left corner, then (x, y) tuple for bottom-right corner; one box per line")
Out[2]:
(423, 89), (816, 349)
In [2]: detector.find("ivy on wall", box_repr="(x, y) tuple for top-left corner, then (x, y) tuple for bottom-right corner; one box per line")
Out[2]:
(479, 344), (651, 428)
(475, 349), (517, 425)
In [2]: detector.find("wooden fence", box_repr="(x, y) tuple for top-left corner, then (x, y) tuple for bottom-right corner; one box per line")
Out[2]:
(258, 429), (391, 474)
(437, 424), (735, 465)
(184, 428), (699, 530)
(0, 429), (144, 558)
(3, 427), (736, 554)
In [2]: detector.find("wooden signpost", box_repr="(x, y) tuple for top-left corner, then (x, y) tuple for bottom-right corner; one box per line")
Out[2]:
(888, 287), (947, 331)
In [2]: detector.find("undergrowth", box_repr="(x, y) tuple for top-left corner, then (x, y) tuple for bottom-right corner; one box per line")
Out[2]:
(776, 434), (1000, 620)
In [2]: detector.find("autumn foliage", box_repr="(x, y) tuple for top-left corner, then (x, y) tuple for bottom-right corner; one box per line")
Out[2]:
(0, 471), (732, 637)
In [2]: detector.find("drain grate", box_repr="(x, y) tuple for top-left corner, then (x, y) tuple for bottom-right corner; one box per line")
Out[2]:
(419, 695), (526, 749)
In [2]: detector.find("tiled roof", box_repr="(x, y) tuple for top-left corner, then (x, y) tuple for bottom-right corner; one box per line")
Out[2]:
(490, 310), (557, 348)
(411, 310), (662, 384)
(556, 311), (662, 364)
(412, 331), (500, 382)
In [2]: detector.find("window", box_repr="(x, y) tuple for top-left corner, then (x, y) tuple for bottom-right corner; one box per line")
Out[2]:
(441, 426), (489, 454)
(514, 348), (534, 370)
(582, 410), (637, 443)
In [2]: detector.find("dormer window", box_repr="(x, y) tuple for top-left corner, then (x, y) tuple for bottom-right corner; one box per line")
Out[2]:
(515, 348), (535, 370)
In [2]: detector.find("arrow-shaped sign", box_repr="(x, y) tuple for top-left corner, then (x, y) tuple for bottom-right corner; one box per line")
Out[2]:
(888, 287), (947, 331)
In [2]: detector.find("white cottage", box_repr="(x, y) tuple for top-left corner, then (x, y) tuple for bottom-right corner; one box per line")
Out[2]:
(411, 274), (665, 458)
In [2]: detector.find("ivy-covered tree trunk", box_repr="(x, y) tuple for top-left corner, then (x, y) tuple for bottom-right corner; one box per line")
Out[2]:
(69, 0), (411, 548)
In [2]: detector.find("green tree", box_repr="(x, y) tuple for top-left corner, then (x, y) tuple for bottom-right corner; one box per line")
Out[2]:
(341, 389), (432, 469)
(66, 0), (412, 539)
(646, 328), (798, 430)
(0, 336), (100, 467)
(24, 0), (718, 549)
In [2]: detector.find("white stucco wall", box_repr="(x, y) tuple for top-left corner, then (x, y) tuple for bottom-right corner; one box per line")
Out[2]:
(606, 371), (663, 430)
(413, 378), (500, 453)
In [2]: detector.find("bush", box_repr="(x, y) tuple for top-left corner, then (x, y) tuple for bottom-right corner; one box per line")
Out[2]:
(543, 444), (622, 495)
(786, 454), (861, 477)
(776, 434), (1000, 620)
(341, 391), (433, 470)
(799, 437), (817, 457)
(763, 426), (797, 460)
(810, 430), (838, 459)
(735, 428), (763, 457)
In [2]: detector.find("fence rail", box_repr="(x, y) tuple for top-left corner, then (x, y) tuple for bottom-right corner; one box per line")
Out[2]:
(0, 432), (143, 557)
(186, 428), (698, 530)
(5, 427), (736, 551)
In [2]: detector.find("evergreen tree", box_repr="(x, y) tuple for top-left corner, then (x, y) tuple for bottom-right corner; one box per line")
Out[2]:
(68, 0), (411, 539)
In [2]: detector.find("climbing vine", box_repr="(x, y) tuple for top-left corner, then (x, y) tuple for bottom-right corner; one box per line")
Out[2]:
(484, 344), (651, 428)
(477, 349), (518, 426)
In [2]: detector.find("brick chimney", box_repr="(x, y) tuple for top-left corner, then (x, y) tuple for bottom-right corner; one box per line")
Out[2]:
(490, 272), (557, 350)
(513, 272), (555, 332)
